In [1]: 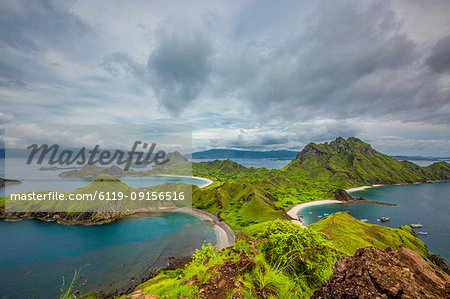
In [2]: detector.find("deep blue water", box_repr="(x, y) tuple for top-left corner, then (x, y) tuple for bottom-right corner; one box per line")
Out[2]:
(0, 213), (217, 299)
(299, 182), (450, 260)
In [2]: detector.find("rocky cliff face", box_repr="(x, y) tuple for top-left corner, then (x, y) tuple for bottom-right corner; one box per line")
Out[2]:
(334, 189), (355, 201)
(312, 246), (450, 299)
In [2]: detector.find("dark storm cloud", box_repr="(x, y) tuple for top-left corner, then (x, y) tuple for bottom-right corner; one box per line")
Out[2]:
(293, 121), (361, 144)
(0, 0), (89, 52)
(208, 131), (293, 150)
(426, 35), (450, 73)
(147, 29), (212, 115)
(224, 1), (426, 122)
(0, 0), (94, 86)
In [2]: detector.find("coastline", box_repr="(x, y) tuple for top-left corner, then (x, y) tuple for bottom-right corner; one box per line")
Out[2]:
(345, 180), (447, 193)
(287, 200), (341, 228)
(153, 174), (214, 188)
(172, 207), (236, 250)
(102, 207), (236, 297)
(100, 207), (235, 297)
(289, 180), (450, 228)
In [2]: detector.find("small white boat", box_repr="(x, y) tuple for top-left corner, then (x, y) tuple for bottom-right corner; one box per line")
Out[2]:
(360, 218), (368, 222)
(309, 212), (312, 214)
(318, 215), (322, 218)
(377, 219), (380, 222)
(417, 232), (428, 235)
(323, 213), (329, 216)
(410, 223), (423, 228)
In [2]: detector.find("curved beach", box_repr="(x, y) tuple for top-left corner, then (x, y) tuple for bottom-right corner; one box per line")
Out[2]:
(172, 207), (235, 250)
(154, 174), (214, 188)
(287, 200), (342, 228)
(346, 184), (385, 193)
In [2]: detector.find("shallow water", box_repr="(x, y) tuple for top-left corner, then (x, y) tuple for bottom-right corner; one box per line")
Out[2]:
(299, 182), (450, 260)
(0, 212), (217, 299)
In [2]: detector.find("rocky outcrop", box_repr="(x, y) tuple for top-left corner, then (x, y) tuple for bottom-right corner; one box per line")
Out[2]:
(312, 246), (450, 299)
(295, 143), (327, 160)
(0, 177), (21, 186)
(196, 249), (255, 299)
(334, 189), (355, 201)
(334, 189), (396, 206)
(0, 211), (130, 225)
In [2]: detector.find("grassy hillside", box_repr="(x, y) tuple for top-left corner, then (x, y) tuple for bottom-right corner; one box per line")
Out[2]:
(192, 175), (336, 230)
(308, 212), (431, 261)
(282, 137), (450, 188)
(109, 215), (437, 299)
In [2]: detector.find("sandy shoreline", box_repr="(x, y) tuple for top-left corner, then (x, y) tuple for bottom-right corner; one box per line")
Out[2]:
(345, 184), (386, 193)
(345, 180), (447, 193)
(287, 200), (341, 228)
(288, 181), (450, 227)
(172, 207), (235, 250)
(154, 174), (214, 188)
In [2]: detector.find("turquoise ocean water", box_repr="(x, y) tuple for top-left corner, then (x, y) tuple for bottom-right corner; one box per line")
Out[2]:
(0, 212), (216, 298)
(298, 182), (450, 261)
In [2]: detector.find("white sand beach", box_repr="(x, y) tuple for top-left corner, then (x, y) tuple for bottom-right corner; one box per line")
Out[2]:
(192, 176), (214, 188)
(173, 207), (235, 250)
(154, 174), (214, 188)
(287, 200), (342, 228)
(346, 184), (388, 193)
(345, 185), (374, 193)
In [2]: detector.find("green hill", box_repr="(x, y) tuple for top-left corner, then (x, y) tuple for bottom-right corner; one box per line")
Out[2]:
(191, 138), (450, 230)
(283, 137), (450, 188)
(118, 215), (438, 299)
(308, 212), (431, 261)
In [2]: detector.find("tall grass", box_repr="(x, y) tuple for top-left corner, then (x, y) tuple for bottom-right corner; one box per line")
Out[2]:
(59, 270), (86, 299)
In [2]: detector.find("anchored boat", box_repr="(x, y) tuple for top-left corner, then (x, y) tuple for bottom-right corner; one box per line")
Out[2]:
(410, 223), (423, 228)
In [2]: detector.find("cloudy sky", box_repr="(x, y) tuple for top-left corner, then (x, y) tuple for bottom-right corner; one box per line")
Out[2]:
(1, 0), (450, 155)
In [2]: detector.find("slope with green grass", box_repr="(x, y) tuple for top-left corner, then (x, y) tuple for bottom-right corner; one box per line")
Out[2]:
(308, 212), (431, 261)
(109, 214), (438, 299)
(283, 137), (450, 188)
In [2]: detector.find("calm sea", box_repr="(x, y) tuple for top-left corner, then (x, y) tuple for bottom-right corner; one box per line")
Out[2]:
(299, 182), (450, 261)
(0, 212), (216, 299)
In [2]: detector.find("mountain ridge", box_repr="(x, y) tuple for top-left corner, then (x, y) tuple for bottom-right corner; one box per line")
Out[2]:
(284, 137), (450, 187)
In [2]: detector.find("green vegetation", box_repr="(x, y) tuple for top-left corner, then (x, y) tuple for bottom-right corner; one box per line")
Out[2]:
(308, 212), (431, 261)
(190, 137), (449, 231)
(120, 213), (438, 298)
(54, 138), (449, 230)
(120, 222), (345, 299)
(3, 137), (449, 298)
(282, 137), (450, 188)
(1, 174), (192, 224)
(58, 271), (86, 299)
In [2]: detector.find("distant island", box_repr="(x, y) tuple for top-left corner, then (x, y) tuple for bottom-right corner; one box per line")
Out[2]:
(392, 155), (450, 162)
(0, 177), (21, 187)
